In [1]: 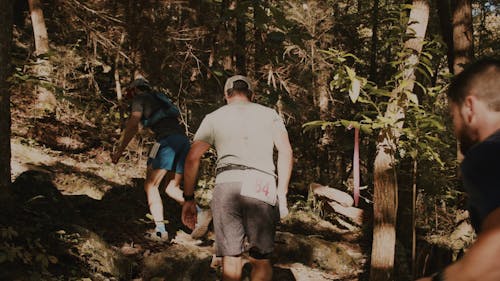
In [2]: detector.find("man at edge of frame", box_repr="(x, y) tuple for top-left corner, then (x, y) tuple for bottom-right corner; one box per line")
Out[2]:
(417, 59), (500, 281)
(181, 75), (293, 281)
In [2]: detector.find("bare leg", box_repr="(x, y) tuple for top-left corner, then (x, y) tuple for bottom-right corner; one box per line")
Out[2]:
(249, 257), (272, 281)
(145, 165), (167, 231)
(222, 256), (243, 281)
(164, 171), (175, 184)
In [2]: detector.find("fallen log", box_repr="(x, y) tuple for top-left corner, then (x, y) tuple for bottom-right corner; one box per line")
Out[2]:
(310, 183), (354, 207)
(327, 201), (364, 226)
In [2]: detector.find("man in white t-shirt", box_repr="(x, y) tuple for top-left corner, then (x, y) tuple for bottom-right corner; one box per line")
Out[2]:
(181, 75), (293, 281)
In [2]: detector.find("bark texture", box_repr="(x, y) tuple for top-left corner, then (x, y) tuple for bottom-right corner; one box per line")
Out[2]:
(28, 0), (56, 112)
(437, 0), (454, 73)
(0, 0), (13, 198)
(370, 1), (430, 280)
(451, 0), (474, 75)
(28, 0), (49, 55)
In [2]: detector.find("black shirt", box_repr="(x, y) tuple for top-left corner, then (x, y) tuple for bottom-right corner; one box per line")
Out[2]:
(461, 130), (500, 233)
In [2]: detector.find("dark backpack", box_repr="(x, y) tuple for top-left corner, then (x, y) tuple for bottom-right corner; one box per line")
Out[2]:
(141, 91), (180, 127)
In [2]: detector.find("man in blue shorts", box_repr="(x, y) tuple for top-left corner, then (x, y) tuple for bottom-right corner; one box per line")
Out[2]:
(417, 59), (500, 281)
(181, 75), (293, 281)
(112, 78), (210, 241)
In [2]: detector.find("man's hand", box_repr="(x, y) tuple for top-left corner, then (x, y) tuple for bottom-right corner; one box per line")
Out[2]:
(278, 193), (289, 219)
(112, 111), (141, 164)
(182, 200), (197, 230)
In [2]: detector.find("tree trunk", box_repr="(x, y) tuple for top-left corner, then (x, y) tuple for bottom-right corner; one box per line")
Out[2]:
(370, 1), (430, 280)
(28, 0), (48, 55)
(222, 1), (235, 72)
(316, 68), (332, 183)
(451, 0), (474, 162)
(369, 0), (380, 80)
(252, 0), (265, 78)
(436, 0), (454, 73)
(28, 0), (55, 112)
(0, 0), (13, 199)
(235, 1), (246, 75)
(451, 0), (474, 75)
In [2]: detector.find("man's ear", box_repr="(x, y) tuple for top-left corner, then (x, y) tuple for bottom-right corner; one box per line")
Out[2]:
(462, 95), (479, 125)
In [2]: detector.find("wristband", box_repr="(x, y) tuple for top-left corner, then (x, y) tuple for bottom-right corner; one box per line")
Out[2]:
(431, 271), (445, 281)
(183, 193), (195, 201)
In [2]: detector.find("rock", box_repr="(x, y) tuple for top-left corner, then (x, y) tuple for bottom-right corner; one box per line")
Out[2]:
(449, 221), (475, 252)
(11, 170), (75, 220)
(454, 210), (470, 224)
(276, 263), (358, 281)
(142, 244), (215, 281)
(120, 243), (143, 256)
(66, 225), (132, 279)
(273, 231), (365, 277)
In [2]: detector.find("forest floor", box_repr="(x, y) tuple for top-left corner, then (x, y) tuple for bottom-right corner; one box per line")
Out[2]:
(2, 102), (368, 280)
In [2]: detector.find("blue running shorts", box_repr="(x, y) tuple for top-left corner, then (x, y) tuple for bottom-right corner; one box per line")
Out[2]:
(147, 134), (190, 173)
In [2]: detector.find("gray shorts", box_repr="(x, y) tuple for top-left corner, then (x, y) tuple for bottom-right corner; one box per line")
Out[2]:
(211, 181), (279, 257)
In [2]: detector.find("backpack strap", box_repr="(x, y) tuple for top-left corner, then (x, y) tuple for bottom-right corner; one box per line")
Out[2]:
(142, 91), (180, 127)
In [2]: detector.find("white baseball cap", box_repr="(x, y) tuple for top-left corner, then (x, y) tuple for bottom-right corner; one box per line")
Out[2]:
(224, 75), (253, 94)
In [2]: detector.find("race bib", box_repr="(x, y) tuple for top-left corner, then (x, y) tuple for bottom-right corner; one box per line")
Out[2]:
(240, 170), (277, 206)
(149, 142), (161, 159)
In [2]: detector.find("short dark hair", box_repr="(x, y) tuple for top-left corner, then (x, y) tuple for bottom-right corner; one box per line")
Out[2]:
(448, 58), (500, 111)
(227, 80), (253, 99)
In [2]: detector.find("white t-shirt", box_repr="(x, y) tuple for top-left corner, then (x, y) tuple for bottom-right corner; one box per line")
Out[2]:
(194, 101), (287, 182)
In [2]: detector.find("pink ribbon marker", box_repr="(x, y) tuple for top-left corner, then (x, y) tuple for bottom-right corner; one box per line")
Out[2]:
(353, 127), (360, 206)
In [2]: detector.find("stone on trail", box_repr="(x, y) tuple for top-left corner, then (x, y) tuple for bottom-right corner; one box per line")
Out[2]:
(66, 225), (132, 279)
(141, 244), (215, 281)
(310, 183), (354, 207)
(273, 231), (365, 277)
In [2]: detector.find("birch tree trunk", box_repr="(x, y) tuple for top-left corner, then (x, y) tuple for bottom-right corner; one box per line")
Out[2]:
(0, 0), (13, 199)
(370, 1), (430, 280)
(28, 0), (55, 112)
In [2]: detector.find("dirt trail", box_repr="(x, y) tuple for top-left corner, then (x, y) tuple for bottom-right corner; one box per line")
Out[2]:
(5, 137), (366, 280)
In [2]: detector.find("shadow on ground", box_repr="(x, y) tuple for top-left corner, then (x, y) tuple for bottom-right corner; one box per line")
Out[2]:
(1, 168), (365, 280)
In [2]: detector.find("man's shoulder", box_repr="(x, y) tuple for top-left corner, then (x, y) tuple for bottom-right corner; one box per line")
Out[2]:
(463, 132), (500, 173)
(468, 131), (500, 158)
(251, 102), (276, 112)
(208, 102), (277, 119)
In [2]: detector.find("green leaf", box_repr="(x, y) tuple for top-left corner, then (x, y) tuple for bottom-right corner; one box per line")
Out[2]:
(344, 66), (356, 80)
(302, 120), (335, 132)
(212, 70), (224, 77)
(407, 93), (419, 105)
(349, 78), (361, 103)
(340, 120), (358, 129)
(360, 124), (373, 134)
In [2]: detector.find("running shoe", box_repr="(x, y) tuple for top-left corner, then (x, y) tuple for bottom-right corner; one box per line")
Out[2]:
(191, 207), (212, 239)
